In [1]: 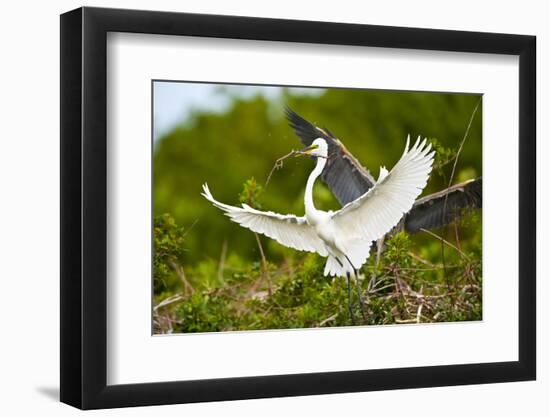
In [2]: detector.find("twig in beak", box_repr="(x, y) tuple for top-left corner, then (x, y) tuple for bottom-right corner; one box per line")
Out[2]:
(265, 149), (299, 187)
(265, 149), (328, 187)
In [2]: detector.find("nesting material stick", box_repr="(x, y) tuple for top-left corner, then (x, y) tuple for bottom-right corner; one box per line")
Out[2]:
(265, 149), (300, 187)
(265, 149), (327, 187)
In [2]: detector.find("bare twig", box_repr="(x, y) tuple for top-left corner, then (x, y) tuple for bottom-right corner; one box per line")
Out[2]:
(169, 261), (194, 295)
(407, 251), (434, 267)
(444, 98), (481, 202)
(217, 240), (227, 284)
(453, 218), (462, 252)
(254, 233), (272, 296)
(416, 302), (424, 323)
(420, 228), (469, 260)
(153, 293), (184, 311)
(265, 149), (328, 187)
(319, 313), (338, 326)
(181, 219), (199, 237)
(246, 234), (273, 300)
(266, 150), (295, 186)
(440, 98), (481, 297)
(394, 319), (418, 324)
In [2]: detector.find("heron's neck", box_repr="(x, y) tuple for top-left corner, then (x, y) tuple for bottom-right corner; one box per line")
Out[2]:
(305, 156), (326, 217)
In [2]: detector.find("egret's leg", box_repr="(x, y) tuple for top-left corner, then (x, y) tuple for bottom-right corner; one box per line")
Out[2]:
(354, 269), (367, 324)
(346, 272), (356, 325)
(343, 254), (367, 324)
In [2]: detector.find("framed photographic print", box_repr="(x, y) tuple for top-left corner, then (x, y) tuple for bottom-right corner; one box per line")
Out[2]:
(60, 6), (536, 409)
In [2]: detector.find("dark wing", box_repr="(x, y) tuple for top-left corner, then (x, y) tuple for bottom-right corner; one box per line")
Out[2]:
(285, 108), (482, 234)
(286, 107), (376, 205)
(403, 178), (482, 233)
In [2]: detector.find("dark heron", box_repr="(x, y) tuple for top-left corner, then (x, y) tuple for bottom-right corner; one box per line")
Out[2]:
(285, 108), (482, 235)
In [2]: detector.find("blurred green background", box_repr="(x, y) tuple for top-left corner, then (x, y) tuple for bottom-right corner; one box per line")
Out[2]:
(154, 83), (481, 266)
(152, 82), (482, 332)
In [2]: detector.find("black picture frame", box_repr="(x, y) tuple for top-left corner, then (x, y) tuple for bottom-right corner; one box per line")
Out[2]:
(60, 6), (536, 410)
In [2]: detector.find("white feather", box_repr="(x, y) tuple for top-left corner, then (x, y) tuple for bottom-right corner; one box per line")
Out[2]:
(201, 184), (328, 256)
(202, 136), (434, 278)
(331, 136), (434, 248)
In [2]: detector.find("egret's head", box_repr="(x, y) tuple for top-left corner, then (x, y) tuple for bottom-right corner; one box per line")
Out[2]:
(296, 138), (329, 159)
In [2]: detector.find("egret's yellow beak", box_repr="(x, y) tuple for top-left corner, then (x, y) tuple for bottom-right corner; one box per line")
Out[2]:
(294, 144), (318, 157)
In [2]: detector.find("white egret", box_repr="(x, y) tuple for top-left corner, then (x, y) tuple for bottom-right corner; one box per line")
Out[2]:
(202, 136), (435, 322)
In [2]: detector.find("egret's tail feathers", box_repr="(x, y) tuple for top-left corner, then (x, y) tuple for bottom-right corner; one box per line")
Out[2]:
(324, 255), (355, 278)
(338, 238), (372, 271)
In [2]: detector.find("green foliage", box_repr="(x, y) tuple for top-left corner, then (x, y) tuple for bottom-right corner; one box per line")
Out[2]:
(154, 88), (482, 264)
(239, 177), (264, 209)
(153, 213), (187, 295)
(152, 85), (483, 333)
(430, 138), (457, 180)
(153, 212), (482, 333)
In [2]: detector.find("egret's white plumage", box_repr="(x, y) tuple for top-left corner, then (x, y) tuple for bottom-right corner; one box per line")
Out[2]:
(202, 136), (434, 278)
(201, 184), (328, 256)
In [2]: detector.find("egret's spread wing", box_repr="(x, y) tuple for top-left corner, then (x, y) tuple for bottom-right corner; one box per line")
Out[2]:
(286, 108), (376, 205)
(201, 184), (328, 256)
(332, 136), (435, 244)
(404, 178), (482, 233)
